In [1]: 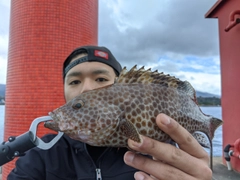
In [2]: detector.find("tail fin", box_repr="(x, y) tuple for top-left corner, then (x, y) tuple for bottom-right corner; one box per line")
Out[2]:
(209, 117), (223, 140)
(198, 117), (222, 170)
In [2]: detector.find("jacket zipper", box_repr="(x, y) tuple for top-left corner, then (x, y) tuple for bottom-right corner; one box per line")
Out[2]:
(96, 168), (102, 180)
(83, 144), (109, 180)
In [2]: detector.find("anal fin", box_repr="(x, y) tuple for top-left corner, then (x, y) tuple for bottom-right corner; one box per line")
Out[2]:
(192, 132), (210, 148)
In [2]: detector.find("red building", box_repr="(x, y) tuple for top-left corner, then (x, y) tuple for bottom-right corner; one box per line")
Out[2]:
(206, 0), (240, 173)
(3, 0), (98, 179)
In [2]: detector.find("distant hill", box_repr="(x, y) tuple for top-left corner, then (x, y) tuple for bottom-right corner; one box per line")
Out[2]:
(0, 84), (221, 102)
(195, 91), (220, 98)
(0, 84), (5, 97)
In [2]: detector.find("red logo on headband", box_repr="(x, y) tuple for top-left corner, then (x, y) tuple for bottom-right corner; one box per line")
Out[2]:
(94, 50), (109, 60)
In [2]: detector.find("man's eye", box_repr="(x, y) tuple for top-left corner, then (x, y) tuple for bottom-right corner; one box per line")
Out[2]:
(96, 78), (108, 82)
(69, 80), (81, 85)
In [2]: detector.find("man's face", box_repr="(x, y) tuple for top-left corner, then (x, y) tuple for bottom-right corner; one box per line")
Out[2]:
(64, 54), (116, 102)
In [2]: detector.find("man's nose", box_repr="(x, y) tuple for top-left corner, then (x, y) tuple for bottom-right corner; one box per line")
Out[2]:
(80, 79), (94, 94)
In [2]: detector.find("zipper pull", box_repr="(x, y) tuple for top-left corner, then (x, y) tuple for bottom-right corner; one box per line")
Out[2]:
(96, 168), (102, 180)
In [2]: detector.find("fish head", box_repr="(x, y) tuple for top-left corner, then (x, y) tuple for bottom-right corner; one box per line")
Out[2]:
(45, 93), (122, 146)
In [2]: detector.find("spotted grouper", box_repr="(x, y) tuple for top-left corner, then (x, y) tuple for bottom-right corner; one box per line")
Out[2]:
(45, 65), (222, 151)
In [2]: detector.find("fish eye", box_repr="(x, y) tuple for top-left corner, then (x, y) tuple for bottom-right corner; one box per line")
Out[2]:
(72, 99), (85, 109)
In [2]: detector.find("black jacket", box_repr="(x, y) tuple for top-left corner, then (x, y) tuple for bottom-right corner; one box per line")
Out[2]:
(8, 134), (137, 180)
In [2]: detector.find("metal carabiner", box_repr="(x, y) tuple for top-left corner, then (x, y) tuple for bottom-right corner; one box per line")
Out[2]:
(29, 116), (64, 150)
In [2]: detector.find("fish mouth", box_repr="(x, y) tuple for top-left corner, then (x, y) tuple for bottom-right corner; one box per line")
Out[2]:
(48, 112), (58, 121)
(44, 112), (61, 131)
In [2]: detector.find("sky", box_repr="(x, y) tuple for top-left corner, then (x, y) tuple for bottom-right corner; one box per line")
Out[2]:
(0, 0), (221, 95)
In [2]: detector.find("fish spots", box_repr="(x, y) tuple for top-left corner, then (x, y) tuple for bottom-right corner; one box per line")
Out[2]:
(101, 124), (106, 129)
(141, 113), (146, 119)
(136, 108), (141, 114)
(119, 140), (126, 146)
(153, 91), (157, 97)
(148, 129), (154, 135)
(144, 99), (149, 104)
(119, 104), (124, 110)
(85, 115), (90, 121)
(131, 118), (135, 124)
(100, 119), (105, 124)
(136, 123), (141, 129)
(127, 114), (132, 119)
(112, 139), (118, 144)
(165, 110), (170, 116)
(139, 104), (144, 111)
(163, 96), (168, 101)
(135, 99), (140, 104)
(103, 96), (108, 101)
(106, 119), (111, 125)
(148, 121), (153, 128)
(160, 102), (165, 109)
(141, 121), (146, 127)
(132, 110), (137, 116)
(104, 91), (109, 96)
(89, 111), (94, 116)
(91, 123), (97, 128)
(140, 129), (147, 135)
(45, 66), (222, 148)
(137, 117), (141, 122)
(153, 101), (157, 107)
(119, 98), (124, 103)
(83, 109), (89, 114)
(145, 106), (150, 111)
(154, 109), (159, 117)
(126, 106), (131, 113)
(150, 117), (155, 123)
(131, 102), (136, 109)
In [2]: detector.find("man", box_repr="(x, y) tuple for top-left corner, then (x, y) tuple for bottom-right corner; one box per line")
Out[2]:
(8, 45), (212, 180)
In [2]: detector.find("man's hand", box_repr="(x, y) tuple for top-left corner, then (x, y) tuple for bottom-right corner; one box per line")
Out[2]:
(124, 113), (212, 180)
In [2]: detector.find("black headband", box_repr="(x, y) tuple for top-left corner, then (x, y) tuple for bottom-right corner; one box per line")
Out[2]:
(64, 56), (88, 76)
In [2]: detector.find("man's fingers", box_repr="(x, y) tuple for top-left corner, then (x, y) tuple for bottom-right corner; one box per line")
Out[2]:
(156, 113), (209, 160)
(126, 135), (210, 177)
(124, 151), (198, 180)
(124, 113), (212, 178)
(134, 171), (155, 180)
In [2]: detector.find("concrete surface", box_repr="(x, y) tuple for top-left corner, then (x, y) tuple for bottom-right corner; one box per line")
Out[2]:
(212, 157), (240, 180)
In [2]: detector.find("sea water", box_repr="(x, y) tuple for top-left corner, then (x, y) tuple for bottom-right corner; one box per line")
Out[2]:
(0, 105), (223, 156)
(0, 105), (4, 144)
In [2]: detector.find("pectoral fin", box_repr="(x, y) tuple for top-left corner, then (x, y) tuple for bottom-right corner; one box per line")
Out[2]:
(192, 132), (210, 148)
(119, 119), (141, 143)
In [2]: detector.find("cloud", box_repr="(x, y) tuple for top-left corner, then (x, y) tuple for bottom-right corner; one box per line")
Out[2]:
(0, 34), (8, 55)
(0, 0), (10, 34)
(145, 55), (221, 95)
(176, 71), (221, 95)
(98, 0), (221, 95)
(0, 0), (10, 84)
(0, 56), (7, 84)
(99, 0), (219, 64)
(0, 0), (221, 95)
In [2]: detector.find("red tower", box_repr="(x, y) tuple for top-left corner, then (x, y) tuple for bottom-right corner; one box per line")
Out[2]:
(3, 0), (98, 179)
(206, 0), (240, 173)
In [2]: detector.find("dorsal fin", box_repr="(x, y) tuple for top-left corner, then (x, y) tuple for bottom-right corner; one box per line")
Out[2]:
(117, 65), (197, 101)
